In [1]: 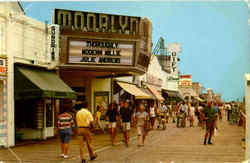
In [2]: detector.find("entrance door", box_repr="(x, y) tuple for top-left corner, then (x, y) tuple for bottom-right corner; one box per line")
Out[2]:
(45, 99), (55, 138)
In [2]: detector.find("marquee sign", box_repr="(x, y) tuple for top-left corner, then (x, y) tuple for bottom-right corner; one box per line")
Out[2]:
(53, 9), (140, 35)
(68, 39), (134, 65)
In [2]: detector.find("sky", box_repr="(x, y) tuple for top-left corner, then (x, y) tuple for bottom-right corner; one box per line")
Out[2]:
(20, 1), (249, 102)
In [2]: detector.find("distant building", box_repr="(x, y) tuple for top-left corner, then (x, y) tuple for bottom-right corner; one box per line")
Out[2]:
(206, 88), (214, 102)
(192, 82), (203, 96)
(178, 74), (198, 101)
(214, 93), (222, 103)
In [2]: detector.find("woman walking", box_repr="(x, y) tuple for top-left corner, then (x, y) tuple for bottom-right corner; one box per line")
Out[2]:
(135, 103), (150, 147)
(189, 103), (195, 127)
(94, 105), (105, 133)
(149, 103), (156, 129)
(105, 102), (119, 145)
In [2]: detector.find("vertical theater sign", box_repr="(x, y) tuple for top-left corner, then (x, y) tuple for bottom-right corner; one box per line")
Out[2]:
(167, 43), (181, 76)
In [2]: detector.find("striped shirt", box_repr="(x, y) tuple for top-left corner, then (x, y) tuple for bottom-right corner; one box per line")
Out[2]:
(58, 112), (74, 130)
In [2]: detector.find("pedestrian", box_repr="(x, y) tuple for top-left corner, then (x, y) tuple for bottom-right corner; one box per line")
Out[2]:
(120, 100), (133, 147)
(195, 104), (200, 126)
(117, 100), (124, 132)
(176, 102), (182, 128)
(217, 103), (223, 121)
(199, 104), (206, 129)
(149, 102), (156, 129)
(203, 101), (217, 145)
(76, 102), (97, 163)
(105, 101), (119, 146)
(214, 103), (219, 129)
(57, 107), (75, 159)
(189, 103), (195, 127)
(135, 103), (150, 147)
(94, 105), (105, 133)
(179, 101), (188, 128)
(159, 103), (168, 129)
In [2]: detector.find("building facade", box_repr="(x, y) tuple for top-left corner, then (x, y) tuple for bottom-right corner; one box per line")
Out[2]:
(0, 2), (75, 147)
(157, 42), (181, 99)
(192, 82), (203, 96)
(53, 8), (153, 113)
(178, 74), (198, 101)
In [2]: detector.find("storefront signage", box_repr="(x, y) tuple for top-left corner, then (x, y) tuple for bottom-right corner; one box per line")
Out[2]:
(179, 74), (192, 87)
(167, 43), (181, 75)
(53, 9), (141, 35)
(180, 75), (191, 79)
(170, 52), (177, 73)
(168, 76), (179, 81)
(0, 58), (7, 75)
(146, 74), (163, 87)
(50, 26), (56, 61)
(68, 39), (134, 65)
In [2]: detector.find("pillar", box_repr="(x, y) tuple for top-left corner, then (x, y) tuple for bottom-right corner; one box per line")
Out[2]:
(7, 23), (15, 147)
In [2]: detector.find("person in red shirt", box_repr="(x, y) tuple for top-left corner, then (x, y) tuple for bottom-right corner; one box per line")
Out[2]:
(57, 107), (75, 159)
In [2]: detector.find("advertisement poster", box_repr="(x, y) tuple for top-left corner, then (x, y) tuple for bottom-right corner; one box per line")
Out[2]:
(94, 92), (109, 119)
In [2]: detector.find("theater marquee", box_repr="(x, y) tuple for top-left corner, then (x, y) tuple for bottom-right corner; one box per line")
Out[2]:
(54, 8), (152, 75)
(68, 39), (134, 65)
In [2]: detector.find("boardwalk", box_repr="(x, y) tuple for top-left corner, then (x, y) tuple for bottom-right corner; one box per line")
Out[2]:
(0, 118), (245, 163)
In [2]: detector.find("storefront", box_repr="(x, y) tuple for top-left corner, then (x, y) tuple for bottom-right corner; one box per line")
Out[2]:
(0, 57), (8, 147)
(113, 80), (155, 112)
(14, 64), (76, 141)
(137, 55), (165, 109)
(53, 8), (152, 113)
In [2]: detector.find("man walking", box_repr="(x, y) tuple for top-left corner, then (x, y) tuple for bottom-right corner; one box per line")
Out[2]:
(76, 102), (97, 163)
(179, 101), (188, 128)
(203, 101), (217, 145)
(120, 100), (133, 147)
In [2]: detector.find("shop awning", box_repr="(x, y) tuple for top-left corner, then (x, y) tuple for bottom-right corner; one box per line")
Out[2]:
(194, 96), (205, 102)
(15, 66), (77, 100)
(147, 85), (164, 101)
(117, 82), (153, 99)
(163, 90), (178, 97)
(162, 89), (185, 101)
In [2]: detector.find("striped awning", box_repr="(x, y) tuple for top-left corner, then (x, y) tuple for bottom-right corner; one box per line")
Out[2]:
(117, 82), (154, 99)
(147, 84), (164, 101)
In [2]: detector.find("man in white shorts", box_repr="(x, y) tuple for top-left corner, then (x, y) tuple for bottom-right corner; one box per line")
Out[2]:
(105, 102), (119, 145)
(120, 100), (133, 147)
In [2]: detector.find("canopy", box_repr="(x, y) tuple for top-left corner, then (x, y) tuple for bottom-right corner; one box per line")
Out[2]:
(162, 89), (185, 101)
(147, 84), (164, 101)
(15, 65), (77, 100)
(117, 82), (153, 99)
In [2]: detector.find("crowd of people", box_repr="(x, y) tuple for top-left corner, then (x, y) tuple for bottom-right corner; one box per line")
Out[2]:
(56, 99), (243, 163)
